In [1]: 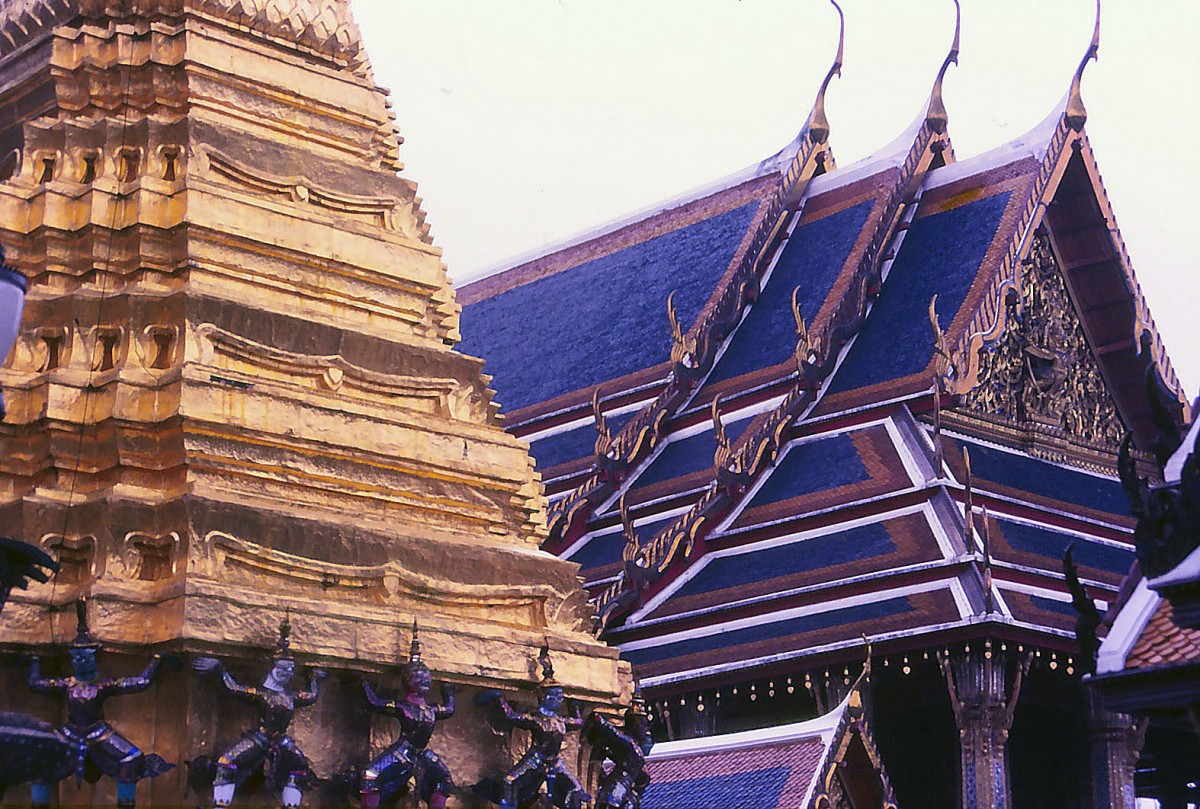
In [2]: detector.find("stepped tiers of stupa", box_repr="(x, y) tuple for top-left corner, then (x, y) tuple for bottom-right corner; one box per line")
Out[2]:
(0, 0), (629, 806)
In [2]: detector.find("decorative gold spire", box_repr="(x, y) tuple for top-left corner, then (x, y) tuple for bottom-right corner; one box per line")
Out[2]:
(807, 0), (845, 145)
(925, 0), (961, 135)
(1065, 0), (1101, 132)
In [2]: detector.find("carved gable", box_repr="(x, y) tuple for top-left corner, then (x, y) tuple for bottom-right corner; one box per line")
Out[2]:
(961, 229), (1125, 449)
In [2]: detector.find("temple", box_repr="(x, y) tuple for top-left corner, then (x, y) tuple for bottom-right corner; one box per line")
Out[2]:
(458, 4), (1197, 807)
(0, 0), (627, 806)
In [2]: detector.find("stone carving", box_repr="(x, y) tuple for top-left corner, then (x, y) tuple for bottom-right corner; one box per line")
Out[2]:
(192, 616), (326, 808)
(583, 691), (653, 809)
(355, 622), (456, 809)
(473, 646), (590, 809)
(962, 231), (1124, 447)
(24, 599), (175, 808)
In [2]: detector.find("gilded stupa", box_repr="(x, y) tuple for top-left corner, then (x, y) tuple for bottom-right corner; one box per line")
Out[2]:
(0, 0), (627, 805)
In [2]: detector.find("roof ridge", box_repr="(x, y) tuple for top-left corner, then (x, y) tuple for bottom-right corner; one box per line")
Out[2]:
(593, 64), (959, 632)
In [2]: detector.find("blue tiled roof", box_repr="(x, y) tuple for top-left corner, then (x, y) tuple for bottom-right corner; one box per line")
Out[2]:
(643, 766), (792, 809)
(622, 596), (912, 666)
(667, 522), (896, 601)
(633, 416), (753, 489)
(707, 200), (875, 384)
(995, 518), (1133, 576)
(742, 432), (870, 509)
(829, 192), (1011, 393)
(566, 517), (673, 576)
(527, 411), (634, 471)
(965, 441), (1130, 517)
(460, 202), (760, 411)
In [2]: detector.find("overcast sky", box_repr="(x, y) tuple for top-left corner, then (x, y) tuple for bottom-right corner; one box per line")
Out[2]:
(352, 0), (1200, 394)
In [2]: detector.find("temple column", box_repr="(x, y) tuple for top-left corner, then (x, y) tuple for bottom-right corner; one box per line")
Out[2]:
(939, 646), (1031, 809)
(1086, 689), (1145, 809)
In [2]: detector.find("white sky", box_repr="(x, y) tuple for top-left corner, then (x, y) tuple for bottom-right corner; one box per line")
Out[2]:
(352, 0), (1200, 393)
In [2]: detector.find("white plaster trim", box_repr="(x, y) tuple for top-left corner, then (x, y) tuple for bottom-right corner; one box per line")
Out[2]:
(987, 509), (1135, 552)
(1149, 544), (1200, 588)
(1163, 417), (1200, 483)
(949, 578), (973, 618)
(883, 414), (927, 489)
(1095, 578), (1160, 675)
(647, 700), (843, 761)
(995, 579), (1105, 614)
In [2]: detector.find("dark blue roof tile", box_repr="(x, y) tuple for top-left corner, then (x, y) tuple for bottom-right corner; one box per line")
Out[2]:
(527, 411), (634, 472)
(671, 522), (895, 601)
(623, 596), (913, 666)
(962, 440), (1130, 518)
(460, 202), (760, 412)
(743, 432), (869, 508)
(707, 200), (875, 384)
(993, 518), (1133, 577)
(643, 766), (792, 809)
(829, 192), (1011, 393)
(566, 516), (674, 579)
(632, 415), (753, 490)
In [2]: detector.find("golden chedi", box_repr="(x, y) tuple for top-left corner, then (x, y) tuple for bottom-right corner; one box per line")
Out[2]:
(0, 0), (627, 805)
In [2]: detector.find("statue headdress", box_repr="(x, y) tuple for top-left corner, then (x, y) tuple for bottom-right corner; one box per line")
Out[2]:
(400, 619), (430, 683)
(69, 597), (101, 650)
(537, 643), (560, 693)
(273, 613), (294, 660)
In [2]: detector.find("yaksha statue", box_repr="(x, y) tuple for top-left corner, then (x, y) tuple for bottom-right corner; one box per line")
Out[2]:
(473, 645), (590, 809)
(583, 691), (654, 809)
(357, 621), (456, 809)
(26, 598), (174, 809)
(193, 616), (326, 808)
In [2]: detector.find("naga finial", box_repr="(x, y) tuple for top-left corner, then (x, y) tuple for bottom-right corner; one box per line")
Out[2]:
(929, 294), (955, 384)
(791, 287), (810, 374)
(619, 495), (639, 572)
(1065, 0), (1101, 132)
(925, 0), (961, 135)
(807, 0), (844, 145)
(592, 387), (613, 458)
(666, 291), (683, 345)
(712, 398), (733, 472)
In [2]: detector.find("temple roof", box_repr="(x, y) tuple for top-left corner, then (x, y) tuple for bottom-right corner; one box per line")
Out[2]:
(643, 668), (894, 809)
(455, 18), (1186, 690)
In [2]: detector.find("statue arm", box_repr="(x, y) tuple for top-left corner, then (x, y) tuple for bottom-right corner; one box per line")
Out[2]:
(362, 679), (395, 714)
(566, 702), (584, 731)
(295, 670), (326, 706)
(103, 654), (162, 696)
(27, 656), (67, 693)
(435, 683), (456, 720)
(498, 698), (538, 732)
(218, 667), (259, 700)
